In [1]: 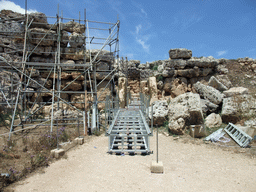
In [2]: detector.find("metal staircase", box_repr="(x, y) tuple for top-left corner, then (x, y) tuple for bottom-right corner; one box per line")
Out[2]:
(106, 96), (152, 155)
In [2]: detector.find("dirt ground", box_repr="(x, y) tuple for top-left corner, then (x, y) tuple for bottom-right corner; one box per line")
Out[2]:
(6, 132), (256, 192)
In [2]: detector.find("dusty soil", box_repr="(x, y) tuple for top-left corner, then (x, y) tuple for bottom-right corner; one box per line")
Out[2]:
(225, 59), (256, 95)
(7, 132), (256, 192)
(0, 124), (83, 190)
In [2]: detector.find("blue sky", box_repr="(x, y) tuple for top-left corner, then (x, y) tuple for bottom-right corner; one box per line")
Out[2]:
(1, 0), (256, 63)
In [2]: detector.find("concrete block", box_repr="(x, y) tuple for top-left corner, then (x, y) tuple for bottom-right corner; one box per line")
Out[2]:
(74, 137), (84, 145)
(150, 160), (164, 173)
(50, 148), (65, 159)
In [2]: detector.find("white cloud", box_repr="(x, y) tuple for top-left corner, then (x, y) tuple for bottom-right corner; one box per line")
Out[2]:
(133, 24), (150, 53)
(135, 24), (142, 35)
(0, 0), (37, 14)
(136, 37), (149, 53)
(217, 50), (228, 56)
(141, 8), (147, 17)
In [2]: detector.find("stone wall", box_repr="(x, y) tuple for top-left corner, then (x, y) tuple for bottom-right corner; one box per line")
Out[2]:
(0, 9), (115, 116)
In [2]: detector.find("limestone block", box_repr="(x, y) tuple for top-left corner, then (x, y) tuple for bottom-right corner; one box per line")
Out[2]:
(62, 21), (85, 34)
(208, 76), (228, 91)
(28, 28), (56, 46)
(215, 75), (232, 89)
(50, 148), (65, 159)
(74, 137), (84, 145)
(169, 48), (192, 59)
(186, 56), (219, 68)
(205, 113), (222, 128)
(194, 82), (224, 105)
(168, 93), (204, 135)
(221, 94), (256, 123)
(118, 77), (127, 108)
(148, 100), (168, 126)
(149, 77), (158, 104)
(69, 32), (85, 48)
(223, 87), (249, 97)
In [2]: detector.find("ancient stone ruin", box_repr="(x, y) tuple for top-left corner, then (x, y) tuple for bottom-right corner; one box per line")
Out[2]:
(0, 9), (256, 139)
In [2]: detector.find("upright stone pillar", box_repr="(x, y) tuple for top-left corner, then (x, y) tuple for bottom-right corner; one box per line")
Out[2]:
(118, 77), (127, 108)
(148, 77), (158, 104)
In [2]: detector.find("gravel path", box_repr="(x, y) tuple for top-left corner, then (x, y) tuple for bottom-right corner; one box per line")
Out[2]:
(12, 133), (256, 192)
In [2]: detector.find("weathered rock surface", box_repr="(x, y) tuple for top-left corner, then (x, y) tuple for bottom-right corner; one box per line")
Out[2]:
(200, 99), (218, 114)
(64, 81), (82, 91)
(176, 67), (200, 78)
(29, 12), (48, 28)
(171, 78), (187, 97)
(62, 48), (84, 60)
(216, 64), (228, 74)
(118, 77), (127, 108)
(70, 93), (86, 109)
(165, 59), (187, 69)
(157, 81), (164, 90)
(149, 100), (168, 126)
(194, 82), (224, 105)
(140, 80), (149, 95)
(140, 69), (153, 80)
(221, 94), (256, 123)
(148, 77), (158, 104)
(208, 76), (228, 91)
(187, 56), (219, 68)
(205, 113), (222, 128)
(162, 67), (175, 78)
(223, 87), (249, 97)
(28, 28), (55, 46)
(71, 72), (84, 80)
(127, 67), (140, 80)
(62, 21), (85, 34)
(215, 75), (232, 89)
(169, 48), (192, 59)
(168, 93), (204, 134)
(90, 49), (114, 63)
(69, 32), (85, 48)
(0, 10), (24, 21)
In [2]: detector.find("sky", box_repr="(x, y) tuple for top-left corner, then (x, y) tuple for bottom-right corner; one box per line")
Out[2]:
(1, 0), (256, 63)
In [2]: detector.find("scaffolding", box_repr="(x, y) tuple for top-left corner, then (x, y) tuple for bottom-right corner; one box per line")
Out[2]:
(0, 3), (120, 139)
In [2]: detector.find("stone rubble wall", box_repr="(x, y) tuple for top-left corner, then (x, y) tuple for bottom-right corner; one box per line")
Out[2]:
(0, 10), (114, 115)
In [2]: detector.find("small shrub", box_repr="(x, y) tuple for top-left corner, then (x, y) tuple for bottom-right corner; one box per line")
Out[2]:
(156, 75), (163, 82)
(152, 65), (158, 71)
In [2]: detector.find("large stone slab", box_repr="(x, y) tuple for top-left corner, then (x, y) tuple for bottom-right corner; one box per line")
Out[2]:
(62, 21), (85, 34)
(215, 75), (232, 89)
(208, 76), (228, 91)
(28, 28), (56, 46)
(187, 56), (219, 68)
(223, 87), (249, 97)
(169, 48), (192, 59)
(149, 100), (168, 126)
(221, 94), (256, 123)
(168, 92), (204, 134)
(194, 82), (224, 105)
(165, 59), (187, 69)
